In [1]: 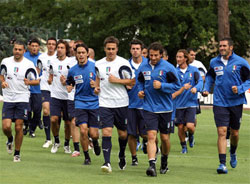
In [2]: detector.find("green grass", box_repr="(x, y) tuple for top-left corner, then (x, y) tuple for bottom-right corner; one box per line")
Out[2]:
(0, 103), (250, 184)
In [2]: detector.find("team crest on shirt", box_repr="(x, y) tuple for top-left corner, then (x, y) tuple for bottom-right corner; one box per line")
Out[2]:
(89, 72), (94, 78)
(106, 67), (111, 75)
(14, 67), (19, 73)
(159, 70), (163, 76)
(58, 65), (62, 70)
(189, 73), (192, 79)
(232, 65), (237, 71)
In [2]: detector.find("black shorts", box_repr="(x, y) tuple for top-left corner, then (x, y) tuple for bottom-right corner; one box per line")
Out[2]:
(41, 90), (51, 103)
(175, 107), (196, 125)
(213, 105), (243, 130)
(99, 107), (128, 131)
(67, 100), (76, 120)
(143, 110), (173, 134)
(75, 108), (99, 128)
(2, 102), (29, 120)
(127, 108), (147, 136)
(50, 97), (69, 121)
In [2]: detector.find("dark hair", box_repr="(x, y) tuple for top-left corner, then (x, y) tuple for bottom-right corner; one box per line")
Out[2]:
(14, 40), (26, 49)
(104, 36), (119, 47)
(74, 43), (89, 53)
(47, 37), (57, 44)
(130, 39), (144, 49)
(177, 49), (190, 64)
(148, 42), (164, 55)
(57, 39), (70, 56)
(163, 48), (168, 56)
(187, 48), (196, 53)
(220, 37), (234, 46)
(29, 38), (40, 45)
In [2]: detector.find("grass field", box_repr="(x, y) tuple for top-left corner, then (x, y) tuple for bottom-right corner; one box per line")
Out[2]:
(0, 103), (249, 184)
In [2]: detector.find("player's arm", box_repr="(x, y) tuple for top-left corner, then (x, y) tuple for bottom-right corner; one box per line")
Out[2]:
(108, 74), (135, 86)
(94, 76), (100, 94)
(24, 78), (40, 86)
(48, 65), (53, 85)
(172, 83), (192, 99)
(0, 64), (8, 88)
(203, 66), (216, 96)
(233, 64), (250, 94)
(66, 74), (75, 93)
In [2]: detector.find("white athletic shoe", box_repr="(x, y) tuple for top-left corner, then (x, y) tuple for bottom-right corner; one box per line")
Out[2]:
(51, 143), (60, 153)
(71, 151), (80, 157)
(43, 140), (52, 148)
(6, 141), (13, 154)
(64, 145), (72, 154)
(101, 163), (112, 173)
(13, 155), (21, 162)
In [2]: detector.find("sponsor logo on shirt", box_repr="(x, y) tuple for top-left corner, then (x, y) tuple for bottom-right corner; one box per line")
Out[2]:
(74, 75), (82, 80)
(214, 66), (223, 71)
(143, 71), (151, 75)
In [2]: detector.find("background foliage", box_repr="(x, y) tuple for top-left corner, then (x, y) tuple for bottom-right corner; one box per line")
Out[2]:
(0, 0), (250, 67)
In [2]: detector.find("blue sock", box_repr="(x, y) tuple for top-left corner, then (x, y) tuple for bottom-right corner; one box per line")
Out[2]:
(43, 115), (51, 140)
(102, 136), (112, 164)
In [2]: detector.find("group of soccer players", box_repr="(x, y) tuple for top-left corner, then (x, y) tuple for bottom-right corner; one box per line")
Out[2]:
(1, 36), (249, 177)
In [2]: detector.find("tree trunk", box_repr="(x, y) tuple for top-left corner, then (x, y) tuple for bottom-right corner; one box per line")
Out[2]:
(217, 0), (230, 41)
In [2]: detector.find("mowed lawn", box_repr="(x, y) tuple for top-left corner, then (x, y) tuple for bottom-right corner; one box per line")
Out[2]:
(0, 102), (249, 184)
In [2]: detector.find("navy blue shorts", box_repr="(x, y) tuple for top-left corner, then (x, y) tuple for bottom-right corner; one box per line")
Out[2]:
(175, 107), (196, 125)
(143, 110), (173, 134)
(213, 105), (243, 130)
(67, 100), (76, 120)
(41, 90), (51, 103)
(99, 107), (128, 131)
(50, 98), (69, 121)
(75, 108), (99, 128)
(127, 108), (147, 136)
(196, 99), (201, 114)
(2, 102), (29, 120)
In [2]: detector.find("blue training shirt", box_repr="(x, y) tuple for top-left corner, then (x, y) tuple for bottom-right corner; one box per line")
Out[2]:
(137, 58), (181, 113)
(128, 56), (148, 109)
(66, 60), (99, 109)
(24, 51), (41, 94)
(204, 52), (250, 107)
(175, 65), (203, 109)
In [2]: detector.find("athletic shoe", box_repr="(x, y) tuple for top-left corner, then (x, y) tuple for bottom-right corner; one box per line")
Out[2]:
(13, 155), (21, 162)
(29, 132), (36, 138)
(93, 143), (101, 156)
(23, 125), (29, 136)
(118, 157), (126, 170)
(217, 164), (228, 174)
(136, 142), (141, 151)
(142, 139), (147, 154)
(38, 121), (43, 130)
(146, 165), (157, 177)
(101, 163), (112, 173)
(71, 151), (81, 157)
(226, 139), (230, 148)
(42, 140), (52, 148)
(131, 157), (138, 166)
(230, 153), (237, 168)
(189, 135), (195, 148)
(83, 158), (91, 165)
(160, 163), (169, 174)
(181, 147), (188, 154)
(6, 141), (13, 154)
(51, 143), (60, 153)
(64, 145), (72, 154)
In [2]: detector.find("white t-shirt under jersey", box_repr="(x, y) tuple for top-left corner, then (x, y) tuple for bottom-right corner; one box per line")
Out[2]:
(189, 60), (207, 77)
(0, 56), (38, 102)
(38, 52), (57, 91)
(50, 56), (72, 100)
(95, 55), (135, 108)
